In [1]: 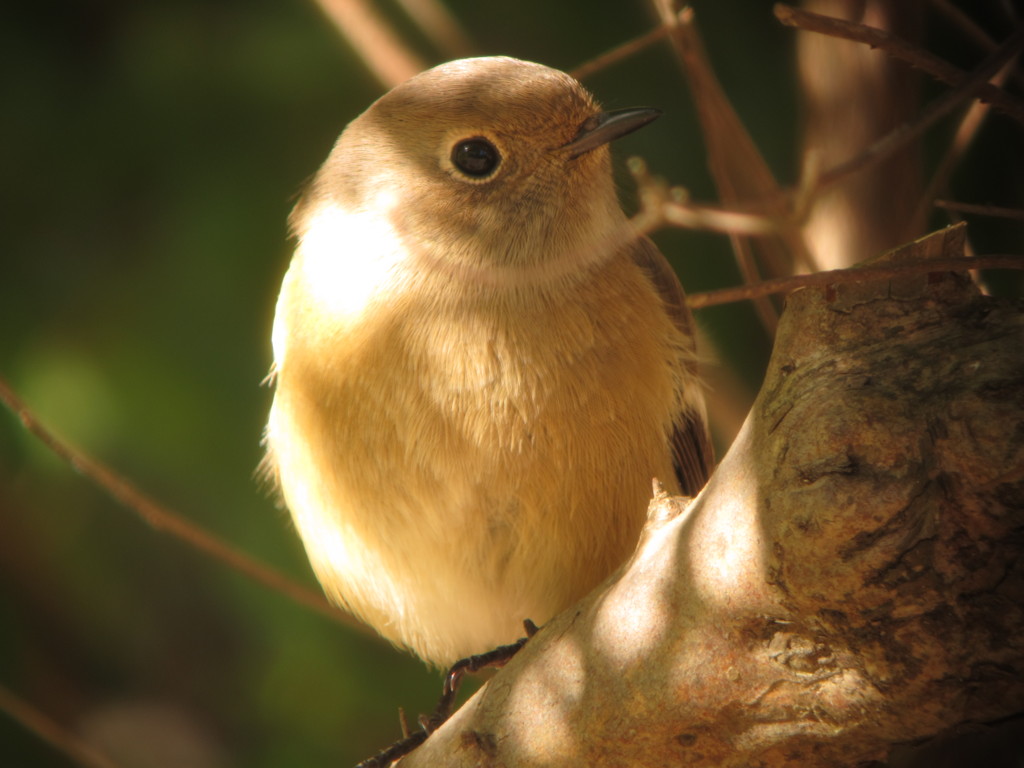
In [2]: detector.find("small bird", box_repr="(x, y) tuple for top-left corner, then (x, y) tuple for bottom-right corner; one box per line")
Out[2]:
(264, 56), (711, 667)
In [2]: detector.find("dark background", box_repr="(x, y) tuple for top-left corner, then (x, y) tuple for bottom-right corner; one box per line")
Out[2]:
(2, 1), (1020, 766)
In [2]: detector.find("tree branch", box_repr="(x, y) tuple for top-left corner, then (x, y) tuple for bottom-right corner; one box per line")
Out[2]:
(400, 226), (1024, 766)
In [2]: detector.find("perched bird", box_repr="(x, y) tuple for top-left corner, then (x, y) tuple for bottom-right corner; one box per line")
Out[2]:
(264, 56), (711, 667)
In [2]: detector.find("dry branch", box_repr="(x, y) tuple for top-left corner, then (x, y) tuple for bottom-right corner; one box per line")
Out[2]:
(777, 3), (1024, 128)
(399, 226), (1024, 767)
(0, 379), (364, 633)
(0, 685), (122, 768)
(311, 0), (424, 87)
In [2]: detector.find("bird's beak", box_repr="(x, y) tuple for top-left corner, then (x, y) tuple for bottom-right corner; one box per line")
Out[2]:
(562, 107), (662, 159)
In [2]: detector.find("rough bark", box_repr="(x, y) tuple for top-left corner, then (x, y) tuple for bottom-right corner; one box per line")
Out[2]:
(402, 225), (1024, 767)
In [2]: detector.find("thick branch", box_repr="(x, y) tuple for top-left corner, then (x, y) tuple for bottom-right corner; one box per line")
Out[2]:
(401, 226), (1024, 767)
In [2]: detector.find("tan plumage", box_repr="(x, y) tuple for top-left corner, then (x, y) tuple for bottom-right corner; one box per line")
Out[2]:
(264, 56), (711, 666)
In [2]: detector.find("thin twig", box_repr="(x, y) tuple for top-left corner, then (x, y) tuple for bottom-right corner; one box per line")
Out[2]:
(686, 254), (1024, 309)
(907, 61), (1010, 240)
(659, 202), (793, 236)
(654, 0), (801, 334)
(806, 21), (1024, 193)
(311, 0), (425, 88)
(639, 12), (1021, 249)
(571, 24), (672, 80)
(0, 377), (368, 634)
(628, 157), (811, 238)
(934, 200), (1024, 222)
(775, 3), (1024, 128)
(0, 684), (122, 768)
(928, 0), (1024, 91)
(393, 0), (475, 59)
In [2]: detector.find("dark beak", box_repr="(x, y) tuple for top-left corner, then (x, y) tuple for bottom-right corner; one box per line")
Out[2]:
(562, 107), (662, 159)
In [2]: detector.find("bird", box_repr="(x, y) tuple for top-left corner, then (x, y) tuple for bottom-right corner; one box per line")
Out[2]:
(263, 56), (712, 667)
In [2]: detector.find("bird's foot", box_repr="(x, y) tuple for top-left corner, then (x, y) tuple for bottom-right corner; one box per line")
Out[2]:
(354, 619), (539, 767)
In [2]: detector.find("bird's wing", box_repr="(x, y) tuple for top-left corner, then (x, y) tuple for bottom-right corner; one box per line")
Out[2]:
(630, 235), (714, 496)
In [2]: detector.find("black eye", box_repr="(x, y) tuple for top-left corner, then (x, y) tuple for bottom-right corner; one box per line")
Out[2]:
(451, 138), (500, 178)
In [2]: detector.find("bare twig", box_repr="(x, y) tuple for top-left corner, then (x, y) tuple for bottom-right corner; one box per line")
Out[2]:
(671, 7), (1024, 255)
(0, 377), (368, 633)
(806, 22), (1024, 192)
(571, 24), (672, 80)
(686, 254), (1024, 309)
(628, 157), (815, 237)
(928, 0), (1024, 91)
(310, 0), (425, 88)
(775, 3), (1024, 127)
(934, 200), (1024, 222)
(630, 180), (789, 238)
(0, 684), (122, 768)
(653, 1), (810, 334)
(908, 61), (1011, 239)
(393, 0), (475, 59)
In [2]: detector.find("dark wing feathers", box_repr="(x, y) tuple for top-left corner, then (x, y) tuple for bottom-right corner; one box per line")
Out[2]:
(630, 236), (714, 496)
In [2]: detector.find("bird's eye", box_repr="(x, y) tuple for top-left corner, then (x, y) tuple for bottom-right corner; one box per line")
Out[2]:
(451, 138), (500, 178)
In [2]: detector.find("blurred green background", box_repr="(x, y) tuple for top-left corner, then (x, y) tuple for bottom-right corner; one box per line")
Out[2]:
(1, 1), (1020, 766)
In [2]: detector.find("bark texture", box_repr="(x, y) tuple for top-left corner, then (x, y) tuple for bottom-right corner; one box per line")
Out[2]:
(402, 225), (1024, 767)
